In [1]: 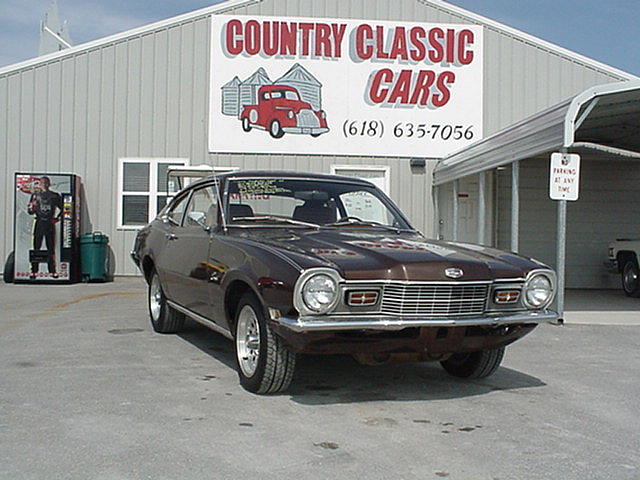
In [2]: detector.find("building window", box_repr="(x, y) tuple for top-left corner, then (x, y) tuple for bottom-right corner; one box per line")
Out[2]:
(117, 158), (189, 229)
(330, 165), (391, 195)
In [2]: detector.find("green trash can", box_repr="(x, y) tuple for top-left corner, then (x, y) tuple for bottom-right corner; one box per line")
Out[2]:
(80, 232), (110, 282)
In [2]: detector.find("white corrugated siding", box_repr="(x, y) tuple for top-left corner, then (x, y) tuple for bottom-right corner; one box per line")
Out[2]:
(0, 0), (630, 275)
(494, 160), (640, 289)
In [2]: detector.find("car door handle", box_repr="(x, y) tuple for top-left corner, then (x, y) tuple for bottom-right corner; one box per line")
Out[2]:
(165, 233), (178, 241)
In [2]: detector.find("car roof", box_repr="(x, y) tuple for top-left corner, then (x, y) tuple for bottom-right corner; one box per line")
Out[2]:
(189, 170), (376, 190)
(259, 84), (297, 92)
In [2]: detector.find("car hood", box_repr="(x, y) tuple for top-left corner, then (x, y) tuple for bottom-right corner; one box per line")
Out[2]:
(275, 99), (314, 112)
(231, 229), (547, 281)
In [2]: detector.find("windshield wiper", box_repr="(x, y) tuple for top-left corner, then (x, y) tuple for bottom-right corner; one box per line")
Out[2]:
(231, 216), (321, 229)
(326, 219), (406, 232)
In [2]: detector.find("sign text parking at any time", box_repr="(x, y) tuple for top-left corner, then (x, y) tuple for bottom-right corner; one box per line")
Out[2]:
(209, 15), (483, 157)
(549, 153), (581, 201)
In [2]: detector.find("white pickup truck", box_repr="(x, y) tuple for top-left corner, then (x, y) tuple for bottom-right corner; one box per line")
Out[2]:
(607, 239), (640, 296)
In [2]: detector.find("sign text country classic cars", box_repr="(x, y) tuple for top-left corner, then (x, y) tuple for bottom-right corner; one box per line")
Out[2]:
(209, 16), (483, 157)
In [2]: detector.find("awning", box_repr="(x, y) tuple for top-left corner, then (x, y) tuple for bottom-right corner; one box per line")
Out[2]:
(434, 80), (640, 185)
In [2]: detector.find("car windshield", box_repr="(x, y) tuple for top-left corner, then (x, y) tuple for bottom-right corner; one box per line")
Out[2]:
(283, 90), (299, 101)
(225, 178), (413, 230)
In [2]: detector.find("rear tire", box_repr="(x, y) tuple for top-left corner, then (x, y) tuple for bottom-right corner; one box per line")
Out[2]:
(440, 347), (505, 379)
(621, 259), (640, 297)
(148, 269), (185, 333)
(234, 293), (295, 394)
(3, 251), (14, 283)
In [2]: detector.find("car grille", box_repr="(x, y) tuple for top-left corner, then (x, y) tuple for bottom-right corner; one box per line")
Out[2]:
(297, 109), (320, 128)
(380, 283), (489, 317)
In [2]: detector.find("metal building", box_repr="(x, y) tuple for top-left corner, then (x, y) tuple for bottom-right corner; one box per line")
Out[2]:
(239, 67), (272, 109)
(221, 76), (242, 116)
(0, 0), (635, 277)
(276, 63), (322, 110)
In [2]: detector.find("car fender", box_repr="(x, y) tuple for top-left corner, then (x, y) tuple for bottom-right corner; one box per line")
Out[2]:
(219, 240), (302, 320)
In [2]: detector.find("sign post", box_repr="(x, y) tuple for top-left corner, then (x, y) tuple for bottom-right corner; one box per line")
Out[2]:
(550, 151), (580, 325)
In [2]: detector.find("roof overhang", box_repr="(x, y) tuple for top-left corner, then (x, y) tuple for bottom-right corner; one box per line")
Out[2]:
(434, 80), (640, 185)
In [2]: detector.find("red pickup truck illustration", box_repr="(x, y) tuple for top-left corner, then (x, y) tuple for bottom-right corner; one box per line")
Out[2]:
(240, 85), (329, 139)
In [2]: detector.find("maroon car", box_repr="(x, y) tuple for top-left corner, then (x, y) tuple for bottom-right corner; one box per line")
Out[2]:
(240, 85), (329, 139)
(132, 172), (558, 394)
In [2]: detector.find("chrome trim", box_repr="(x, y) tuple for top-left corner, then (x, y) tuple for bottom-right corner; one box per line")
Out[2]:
(379, 283), (489, 317)
(494, 277), (526, 283)
(341, 279), (493, 286)
(445, 267), (464, 279)
(293, 268), (344, 316)
(522, 269), (557, 309)
(296, 109), (321, 128)
(273, 310), (559, 332)
(167, 301), (233, 340)
(282, 127), (329, 134)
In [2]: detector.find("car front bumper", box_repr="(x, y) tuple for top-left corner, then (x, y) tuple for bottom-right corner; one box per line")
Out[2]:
(282, 127), (329, 135)
(604, 258), (618, 272)
(272, 309), (559, 332)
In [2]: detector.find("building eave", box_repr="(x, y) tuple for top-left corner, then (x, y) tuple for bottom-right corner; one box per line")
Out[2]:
(433, 79), (640, 185)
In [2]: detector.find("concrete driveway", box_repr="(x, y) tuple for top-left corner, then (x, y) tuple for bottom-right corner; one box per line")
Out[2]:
(1, 278), (638, 480)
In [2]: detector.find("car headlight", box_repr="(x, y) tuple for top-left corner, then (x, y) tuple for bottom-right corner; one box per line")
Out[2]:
(294, 268), (342, 315)
(320, 110), (326, 119)
(287, 110), (295, 119)
(302, 274), (337, 312)
(523, 271), (555, 309)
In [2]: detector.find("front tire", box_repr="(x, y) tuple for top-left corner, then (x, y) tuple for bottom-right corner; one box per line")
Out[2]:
(3, 251), (14, 283)
(148, 269), (185, 333)
(621, 259), (640, 297)
(269, 120), (284, 139)
(440, 347), (505, 379)
(234, 293), (295, 394)
(242, 117), (252, 132)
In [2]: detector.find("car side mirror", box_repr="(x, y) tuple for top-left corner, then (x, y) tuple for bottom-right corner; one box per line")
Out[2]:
(187, 211), (210, 232)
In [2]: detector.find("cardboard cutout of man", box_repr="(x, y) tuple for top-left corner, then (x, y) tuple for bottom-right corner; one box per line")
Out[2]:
(28, 176), (62, 279)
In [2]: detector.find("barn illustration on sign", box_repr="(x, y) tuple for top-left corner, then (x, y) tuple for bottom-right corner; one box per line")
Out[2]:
(221, 64), (329, 139)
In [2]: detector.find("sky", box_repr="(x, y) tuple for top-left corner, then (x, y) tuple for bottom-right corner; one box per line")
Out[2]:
(1, 0), (639, 76)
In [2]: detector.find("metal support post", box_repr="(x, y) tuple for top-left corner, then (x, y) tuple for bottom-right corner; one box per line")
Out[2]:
(478, 171), (486, 245)
(433, 185), (440, 238)
(452, 180), (459, 241)
(511, 161), (520, 252)
(556, 199), (567, 321)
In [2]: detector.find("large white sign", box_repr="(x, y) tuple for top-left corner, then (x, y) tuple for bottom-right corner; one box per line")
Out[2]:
(209, 15), (483, 158)
(549, 153), (581, 201)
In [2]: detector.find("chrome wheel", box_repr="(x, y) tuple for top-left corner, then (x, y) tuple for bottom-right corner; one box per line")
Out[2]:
(149, 274), (162, 322)
(622, 261), (639, 294)
(236, 305), (261, 378)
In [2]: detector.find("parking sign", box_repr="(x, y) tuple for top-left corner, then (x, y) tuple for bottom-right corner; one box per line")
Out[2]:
(549, 153), (581, 201)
